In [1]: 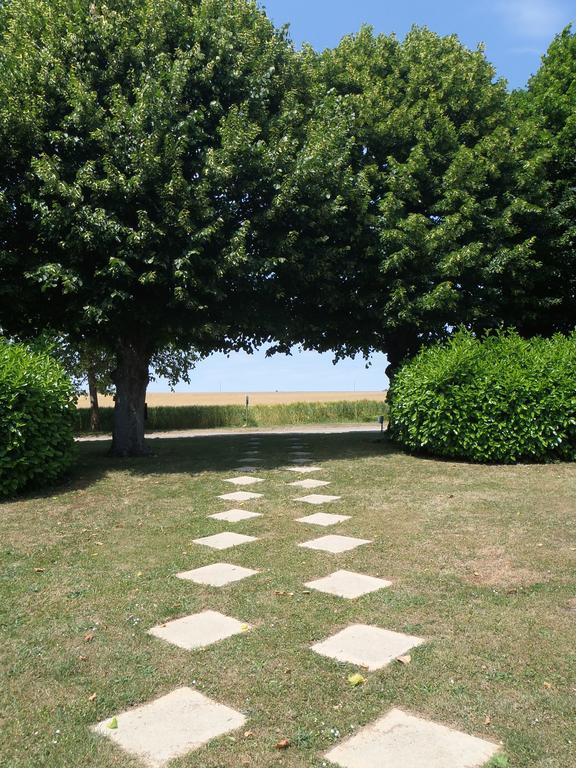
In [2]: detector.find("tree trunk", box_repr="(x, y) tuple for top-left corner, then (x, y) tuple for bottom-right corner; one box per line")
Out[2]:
(110, 341), (151, 457)
(87, 366), (100, 432)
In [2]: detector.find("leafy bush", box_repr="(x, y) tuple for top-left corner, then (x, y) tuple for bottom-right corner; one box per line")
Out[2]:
(75, 400), (388, 433)
(0, 340), (76, 497)
(389, 330), (576, 464)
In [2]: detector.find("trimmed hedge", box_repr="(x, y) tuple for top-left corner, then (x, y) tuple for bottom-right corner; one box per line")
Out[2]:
(389, 330), (576, 464)
(0, 340), (76, 497)
(75, 400), (387, 433)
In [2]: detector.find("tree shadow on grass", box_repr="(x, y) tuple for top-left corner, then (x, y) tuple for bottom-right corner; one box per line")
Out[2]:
(4, 428), (404, 503)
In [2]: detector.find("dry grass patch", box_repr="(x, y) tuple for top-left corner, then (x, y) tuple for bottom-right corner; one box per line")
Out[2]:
(1, 432), (575, 768)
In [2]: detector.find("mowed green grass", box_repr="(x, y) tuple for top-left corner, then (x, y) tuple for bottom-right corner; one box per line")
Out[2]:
(1, 432), (575, 768)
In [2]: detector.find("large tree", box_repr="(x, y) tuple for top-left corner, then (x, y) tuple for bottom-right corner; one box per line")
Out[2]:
(271, 27), (541, 375)
(0, 0), (359, 454)
(512, 25), (576, 337)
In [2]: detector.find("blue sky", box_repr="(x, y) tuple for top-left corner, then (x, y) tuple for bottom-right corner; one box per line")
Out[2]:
(151, 0), (574, 393)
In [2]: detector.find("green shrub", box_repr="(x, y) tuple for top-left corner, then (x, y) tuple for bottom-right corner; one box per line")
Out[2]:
(75, 400), (387, 433)
(0, 340), (76, 497)
(388, 330), (576, 464)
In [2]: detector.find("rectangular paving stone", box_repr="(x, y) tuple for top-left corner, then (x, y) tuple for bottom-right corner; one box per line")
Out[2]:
(305, 570), (392, 599)
(209, 509), (262, 523)
(224, 476), (264, 486)
(193, 532), (258, 550)
(285, 466), (322, 473)
(312, 624), (424, 671)
(149, 610), (250, 651)
(176, 563), (259, 587)
(289, 479), (331, 489)
(299, 535), (372, 554)
(290, 457), (315, 464)
(295, 494), (342, 505)
(235, 466), (260, 472)
(297, 513), (351, 527)
(218, 491), (263, 502)
(92, 687), (246, 768)
(290, 451), (312, 457)
(324, 708), (499, 768)
(239, 457), (263, 463)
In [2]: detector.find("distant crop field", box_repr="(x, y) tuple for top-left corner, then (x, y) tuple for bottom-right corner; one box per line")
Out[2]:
(76, 391), (386, 408)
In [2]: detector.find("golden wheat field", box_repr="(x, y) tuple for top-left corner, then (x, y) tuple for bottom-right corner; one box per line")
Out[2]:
(76, 390), (386, 408)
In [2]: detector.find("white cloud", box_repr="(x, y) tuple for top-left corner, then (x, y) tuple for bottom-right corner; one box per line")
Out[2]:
(497, 0), (568, 38)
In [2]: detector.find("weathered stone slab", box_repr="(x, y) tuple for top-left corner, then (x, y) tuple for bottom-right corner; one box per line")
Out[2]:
(298, 535), (371, 554)
(305, 570), (392, 599)
(324, 708), (499, 768)
(218, 491), (263, 502)
(92, 687), (246, 767)
(193, 532), (258, 550)
(176, 563), (258, 587)
(295, 494), (342, 505)
(209, 509), (261, 523)
(297, 513), (351, 527)
(224, 476), (264, 486)
(311, 624), (424, 670)
(289, 479), (331, 489)
(149, 610), (250, 651)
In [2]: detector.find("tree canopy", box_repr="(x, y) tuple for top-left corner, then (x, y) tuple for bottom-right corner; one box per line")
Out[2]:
(0, 0), (358, 453)
(272, 27), (542, 372)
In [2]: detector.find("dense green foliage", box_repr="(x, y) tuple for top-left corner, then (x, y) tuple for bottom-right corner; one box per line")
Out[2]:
(75, 399), (387, 432)
(0, 0), (358, 453)
(513, 26), (576, 337)
(389, 330), (576, 464)
(0, 341), (76, 496)
(276, 27), (540, 372)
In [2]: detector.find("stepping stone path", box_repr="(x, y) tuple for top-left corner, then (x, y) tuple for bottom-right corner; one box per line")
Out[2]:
(193, 532), (258, 550)
(324, 708), (499, 768)
(93, 687), (246, 768)
(289, 479), (331, 488)
(285, 465), (322, 473)
(297, 512), (351, 527)
(305, 570), (392, 599)
(299, 535), (372, 553)
(149, 610), (250, 651)
(223, 475), (264, 486)
(218, 491), (263, 502)
(209, 509), (261, 523)
(93, 435), (502, 768)
(177, 563), (259, 587)
(295, 493), (342, 505)
(311, 624), (424, 671)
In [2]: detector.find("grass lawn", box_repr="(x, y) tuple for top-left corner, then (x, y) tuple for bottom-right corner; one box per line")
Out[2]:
(1, 431), (575, 767)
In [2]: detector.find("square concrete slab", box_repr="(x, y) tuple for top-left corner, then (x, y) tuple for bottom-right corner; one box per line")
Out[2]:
(243, 451), (260, 457)
(312, 624), (424, 671)
(193, 532), (258, 550)
(218, 491), (263, 502)
(297, 513), (351, 527)
(149, 610), (250, 651)
(290, 457), (315, 464)
(289, 479), (331, 489)
(209, 509), (262, 523)
(295, 494), (342, 505)
(299, 535), (372, 554)
(224, 476), (264, 486)
(239, 457), (263, 463)
(92, 687), (246, 768)
(290, 451), (312, 457)
(324, 708), (500, 768)
(176, 563), (259, 587)
(285, 466), (322, 474)
(235, 466), (259, 472)
(305, 570), (392, 599)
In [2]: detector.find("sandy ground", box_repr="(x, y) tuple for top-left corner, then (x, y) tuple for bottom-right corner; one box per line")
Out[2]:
(76, 424), (385, 441)
(76, 391), (386, 408)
